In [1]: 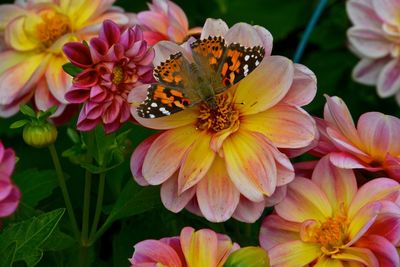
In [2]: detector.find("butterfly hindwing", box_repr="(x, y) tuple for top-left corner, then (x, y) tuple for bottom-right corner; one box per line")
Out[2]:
(219, 43), (265, 89)
(190, 36), (226, 72)
(137, 84), (191, 118)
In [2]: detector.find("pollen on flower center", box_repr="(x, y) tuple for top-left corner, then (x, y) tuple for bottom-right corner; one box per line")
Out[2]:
(112, 65), (124, 85)
(36, 11), (70, 48)
(313, 215), (348, 255)
(196, 93), (239, 132)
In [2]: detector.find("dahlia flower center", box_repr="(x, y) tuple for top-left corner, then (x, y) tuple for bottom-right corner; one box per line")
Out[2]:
(112, 65), (124, 85)
(36, 11), (70, 48)
(313, 215), (348, 255)
(196, 93), (239, 132)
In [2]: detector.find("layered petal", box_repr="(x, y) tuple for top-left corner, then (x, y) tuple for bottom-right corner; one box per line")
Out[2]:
(268, 241), (321, 266)
(347, 28), (390, 58)
(377, 58), (400, 98)
(356, 235), (399, 267)
(232, 196), (265, 223)
(352, 58), (388, 86)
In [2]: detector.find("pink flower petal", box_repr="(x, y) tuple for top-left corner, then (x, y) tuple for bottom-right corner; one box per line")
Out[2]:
(99, 20), (121, 46)
(329, 152), (372, 169)
(373, 0), (400, 25)
(312, 156), (357, 211)
(142, 126), (198, 185)
(232, 196), (265, 223)
(275, 177), (332, 223)
(46, 55), (71, 103)
(223, 131), (277, 202)
(196, 157), (240, 222)
(234, 56), (294, 116)
(260, 214), (301, 250)
(352, 58), (388, 86)
(268, 240), (321, 266)
(178, 132), (215, 192)
(346, 0), (383, 30)
(331, 247), (378, 266)
(0, 185), (20, 218)
(63, 42), (92, 68)
(347, 27), (390, 58)
(160, 172), (195, 213)
(356, 235), (399, 267)
(200, 18), (229, 40)
(377, 59), (400, 98)
(224, 22), (269, 48)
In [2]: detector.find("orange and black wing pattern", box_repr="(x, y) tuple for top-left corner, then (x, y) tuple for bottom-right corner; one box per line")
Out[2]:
(154, 52), (187, 88)
(190, 36), (226, 72)
(136, 84), (191, 118)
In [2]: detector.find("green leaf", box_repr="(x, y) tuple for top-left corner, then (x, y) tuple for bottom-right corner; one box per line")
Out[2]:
(13, 169), (59, 207)
(0, 209), (65, 267)
(67, 128), (81, 144)
(62, 63), (83, 77)
(41, 230), (75, 252)
(20, 105), (36, 118)
(105, 181), (161, 223)
(0, 242), (17, 267)
(10, 120), (29, 129)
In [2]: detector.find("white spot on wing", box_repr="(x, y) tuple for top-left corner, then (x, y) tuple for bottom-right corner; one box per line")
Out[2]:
(244, 55), (250, 61)
(151, 102), (158, 107)
(149, 114), (155, 118)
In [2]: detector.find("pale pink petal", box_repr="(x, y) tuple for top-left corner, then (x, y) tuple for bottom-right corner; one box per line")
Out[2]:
(282, 63), (317, 106)
(45, 55), (71, 104)
(130, 134), (160, 186)
(265, 185), (287, 206)
(130, 239), (183, 267)
(260, 214), (301, 250)
(348, 178), (400, 219)
(356, 235), (399, 267)
(377, 59), (400, 98)
(34, 80), (66, 117)
(0, 50), (32, 74)
(224, 22), (268, 48)
(196, 157), (240, 222)
(160, 172), (196, 213)
(234, 56), (294, 116)
(223, 131), (277, 202)
(178, 132), (215, 192)
(384, 154), (400, 181)
(152, 40), (193, 66)
(347, 202), (381, 246)
(275, 177), (332, 222)
(346, 0), (383, 29)
(0, 185), (20, 218)
(352, 58), (388, 86)
(312, 156), (357, 211)
(180, 227), (218, 267)
(373, 0), (400, 25)
(268, 240), (321, 266)
(347, 27), (390, 58)
(142, 126), (199, 185)
(332, 247), (379, 267)
(253, 25), (273, 55)
(241, 104), (316, 149)
(0, 147), (15, 176)
(357, 112), (400, 160)
(0, 4), (25, 31)
(232, 196), (265, 223)
(200, 18), (229, 40)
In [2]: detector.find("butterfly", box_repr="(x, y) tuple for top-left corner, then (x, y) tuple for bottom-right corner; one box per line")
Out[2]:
(137, 36), (265, 118)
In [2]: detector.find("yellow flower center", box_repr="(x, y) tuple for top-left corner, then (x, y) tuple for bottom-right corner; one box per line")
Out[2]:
(313, 215), (348, 255)
(112, 65), (124, 85)
(196, 93), (239, 132)
(36, 11), (70, 48)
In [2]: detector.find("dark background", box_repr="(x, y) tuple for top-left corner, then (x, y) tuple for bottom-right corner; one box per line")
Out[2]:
(0, 0), (398, 266)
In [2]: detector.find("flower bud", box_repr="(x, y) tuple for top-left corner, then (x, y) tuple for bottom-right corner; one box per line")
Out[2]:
(223, 247), (270, 267)
(23, 122), (58, 148)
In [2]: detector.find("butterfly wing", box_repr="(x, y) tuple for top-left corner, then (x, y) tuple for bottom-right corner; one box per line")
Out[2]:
(136, 84), (191, 118)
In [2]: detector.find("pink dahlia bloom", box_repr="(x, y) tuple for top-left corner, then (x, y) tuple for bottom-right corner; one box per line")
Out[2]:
(0, 0), (131, 118)
(130, 226), (239, 267)
(260, 156), (400, 266)
(347, 0), (400, 103)
(312, 95), (400, 181)
(133, 0), (202, 45)
(63, 20), (154, 133)
(0, 142), (20, 218)
(130, 19), (317, 223)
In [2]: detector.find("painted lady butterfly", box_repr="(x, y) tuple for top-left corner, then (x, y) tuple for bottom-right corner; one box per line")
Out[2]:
(137, 36), (265, 118)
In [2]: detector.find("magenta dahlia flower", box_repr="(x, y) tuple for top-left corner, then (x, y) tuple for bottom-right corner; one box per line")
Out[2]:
(63, 20), (154, 133)
(0, 142), (20, 218)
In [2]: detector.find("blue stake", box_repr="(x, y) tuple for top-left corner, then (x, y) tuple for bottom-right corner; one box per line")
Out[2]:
(293, 0), (328, 63)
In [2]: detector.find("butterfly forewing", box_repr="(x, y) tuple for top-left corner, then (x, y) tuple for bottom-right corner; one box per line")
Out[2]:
(137, 84), (191, 118)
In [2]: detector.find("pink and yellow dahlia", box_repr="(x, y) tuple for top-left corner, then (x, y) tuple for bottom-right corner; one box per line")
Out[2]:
(130, 19), (317, 223)
(260, 156), (400, 266)
(312, 95), (400, 181)
(347, 0), (400, 103)
(0, 0), (130, 117)
(0, 142), (20, 218)
(129, 226), (239, 267)
(133, 0), (202, 45)
(63, 20), (154, 133)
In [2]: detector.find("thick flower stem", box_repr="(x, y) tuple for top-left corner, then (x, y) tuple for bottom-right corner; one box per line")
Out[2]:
(48, 144), (80, 240)
(89, 172), (106, 240)
(81, 170), (92, 245)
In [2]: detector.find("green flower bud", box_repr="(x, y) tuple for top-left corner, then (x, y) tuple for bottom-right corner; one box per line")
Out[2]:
(224, 247), (270, 267)
(23, 122), (58, 148)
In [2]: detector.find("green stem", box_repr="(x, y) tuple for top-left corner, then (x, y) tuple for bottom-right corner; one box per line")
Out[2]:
(48, 144), (80, 240)
(88, 216), (112, 246)
(89, 172), (106, 240)
(81, 170), (92, 244)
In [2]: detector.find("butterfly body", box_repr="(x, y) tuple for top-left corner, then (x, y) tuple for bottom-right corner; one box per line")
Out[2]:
(137, 36), (265, 118)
